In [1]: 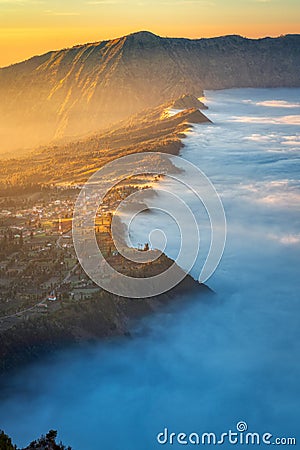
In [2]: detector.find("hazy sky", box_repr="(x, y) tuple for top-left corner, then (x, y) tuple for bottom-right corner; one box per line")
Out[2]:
(0, 0), (299, 67)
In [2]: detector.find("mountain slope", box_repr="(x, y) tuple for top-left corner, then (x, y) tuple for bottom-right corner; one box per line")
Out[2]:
(0, 31), (299, 153)
(0, 102), (211, 190)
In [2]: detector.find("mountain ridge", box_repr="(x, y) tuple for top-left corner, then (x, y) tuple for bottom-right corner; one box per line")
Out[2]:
(2, 31), (300, 69)
(1, 31), (299, 153)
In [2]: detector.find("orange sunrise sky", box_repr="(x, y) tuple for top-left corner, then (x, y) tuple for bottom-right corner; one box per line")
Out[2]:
(0, 0), (299, 68)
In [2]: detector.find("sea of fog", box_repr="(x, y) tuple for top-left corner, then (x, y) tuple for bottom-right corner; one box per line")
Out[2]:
(0, 88), (299, 449)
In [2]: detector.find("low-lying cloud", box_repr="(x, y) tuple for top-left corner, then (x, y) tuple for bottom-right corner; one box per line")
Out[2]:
(231, 115), (300, 125)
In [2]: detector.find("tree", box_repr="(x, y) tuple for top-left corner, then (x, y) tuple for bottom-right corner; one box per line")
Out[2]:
(0, 429), (72, 450)
(0, 430), (16, 450)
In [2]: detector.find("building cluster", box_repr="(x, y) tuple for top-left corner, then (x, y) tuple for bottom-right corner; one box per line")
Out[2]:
(0, 179), (154, 318)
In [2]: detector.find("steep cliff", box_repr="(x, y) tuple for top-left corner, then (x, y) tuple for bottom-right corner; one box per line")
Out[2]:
(0, 255), (211, 374)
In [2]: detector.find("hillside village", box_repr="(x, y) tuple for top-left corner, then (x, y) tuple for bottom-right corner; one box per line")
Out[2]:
(0, 177), (156, 329)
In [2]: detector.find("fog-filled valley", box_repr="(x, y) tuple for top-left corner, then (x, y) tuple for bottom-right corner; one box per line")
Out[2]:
(0, 88), (299, 449)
